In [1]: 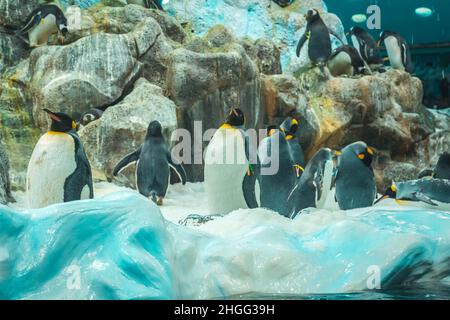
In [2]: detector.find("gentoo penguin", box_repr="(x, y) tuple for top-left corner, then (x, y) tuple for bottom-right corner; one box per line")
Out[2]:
(113, 120), (186, 206)
(375, 179), (450, 211)
(79, 108), (104, 127)
(327, 45), (369, 77)
(347, 27), (383, 67)
(418, 152), (450, 180)
(377, 31), (413, 73)
(204, 108), (259, 215)
(296, 9), (343, 68)
(26, 109), (93, 209)
(258, 129), (297, 217)
(15, 4), (68, 47)
(280, 117), (305, 177)
(334, 141), (377, 210)
(287, 148), (334, 217)
(128, 0), (165, 11)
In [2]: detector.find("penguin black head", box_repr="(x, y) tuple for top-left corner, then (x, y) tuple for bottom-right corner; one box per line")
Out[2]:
(44, 109), (76, 133)
(305, 9), (320, 22)
(280, 117), (299, 139)
(225, 108), (245, 127)
(343, 141), (375, 168)
(374, 183), (397, 204)
(54, 6), (69, 36)
(347, 26), (364, 37)
(147, 120), (163, 138)
(266, 125), (278, 137)
(356, 145), (375, 167)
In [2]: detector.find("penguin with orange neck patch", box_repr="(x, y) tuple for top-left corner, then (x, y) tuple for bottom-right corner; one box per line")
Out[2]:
(280, 117), (305, 178)
(26, 109), (93, 209)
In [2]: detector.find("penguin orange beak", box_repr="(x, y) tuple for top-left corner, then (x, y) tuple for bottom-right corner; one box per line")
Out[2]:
(374, 195), (389, 205)
(376, 39), (382, 48)
(43, 109), (61, 122)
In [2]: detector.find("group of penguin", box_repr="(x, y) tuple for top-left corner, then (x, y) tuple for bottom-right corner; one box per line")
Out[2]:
(297, 9), (412, 76)
(204, 108), (450, 217)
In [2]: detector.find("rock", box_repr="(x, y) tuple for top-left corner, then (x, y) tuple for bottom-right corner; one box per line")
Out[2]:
(165, 0), (345, 72)
(0, 140), (13, 204)
(27, 17), (165, 131)
(79, 78), (178, 186)
(377, 161), (422, 192)
(0, 0), (40, 27)
(241, 38), (282, 75)
(166, 41), (263, 181)
(0, 34), (29, 74)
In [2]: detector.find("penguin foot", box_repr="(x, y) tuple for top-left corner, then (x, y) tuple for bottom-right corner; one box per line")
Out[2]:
(156, 197), (164, 206)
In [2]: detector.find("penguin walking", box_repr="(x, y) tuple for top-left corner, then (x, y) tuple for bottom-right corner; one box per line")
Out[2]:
(113, 121), (186, 206)
(279, 117), (305, 177)
(287, 148), (335, 217)
(204, 108), (259, 215)
(26, 109), (93, 209)
(375, 179), (450, 211)
(347, 27), (383, 68)
(11, 4), (68, 48)
(327, 45), (369, 77)
(334, 141), (377, 210)
(296, 9), (344, 68)
(258, 129), (297, 217)
(377, 31), (412, 73)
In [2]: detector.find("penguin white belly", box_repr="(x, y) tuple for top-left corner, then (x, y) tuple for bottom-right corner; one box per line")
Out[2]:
(27, 133), (77, 209)
(316, 159), (334, 209)
(328, 52), (353, 77)
(384, 37), (404, 71)
(29, 14), (57, 47)
(351, 35), (362, 57)
(204, 128), (249, 215)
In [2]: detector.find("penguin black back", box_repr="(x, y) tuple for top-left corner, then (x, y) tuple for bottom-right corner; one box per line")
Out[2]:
(435, 152), (450, 180)
(19, 4), (68, 36)
(348, 27), (382, 65)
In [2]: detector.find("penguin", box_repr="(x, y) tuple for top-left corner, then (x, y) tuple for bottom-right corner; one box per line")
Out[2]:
(113, 120), (186, 206)
(128, 0), (165, 11)
(375, 179), (450, 211)
(79, 108), (104, 127)
(258, 129), (297, 217)
(279, 117), (306, 177)
(14, 4), (68, 48)
(347, 27), (383, 67)
(287, 148), (335, 217)
(204, 108), (259, 215)
(271, 0), (294, 8)
(26, 109), (93, 209)
(296, 9), (344, 68)
(418, 152), (450, 180)
(377, 31), (413, 73)
(334, 141), (377, 210)
(327, 45), (369, 77)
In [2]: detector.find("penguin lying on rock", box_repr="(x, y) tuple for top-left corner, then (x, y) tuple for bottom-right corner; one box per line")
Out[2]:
(113, 120), (186, 206)
(5, 4), (69, 48)
(347, 27), (384, 71)
(327, 45), (370, 77)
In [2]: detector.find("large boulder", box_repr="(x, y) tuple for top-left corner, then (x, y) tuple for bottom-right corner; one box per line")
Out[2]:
(0, 0), (40, 27)
(79, 78), (178, 186)
(166, 36), (263, 181)
(26, 17), (166, 131)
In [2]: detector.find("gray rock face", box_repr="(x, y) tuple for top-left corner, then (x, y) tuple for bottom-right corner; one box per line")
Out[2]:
(27, 17), (165, 131)
(0, 140), (13, 204)
(167, 43), (263, 181)
(0, 0), (40, 27)
(79, 78), (178, 186)
(0, 34), (29, 74)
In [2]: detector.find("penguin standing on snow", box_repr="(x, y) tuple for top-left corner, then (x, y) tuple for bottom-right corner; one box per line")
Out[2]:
(296, 9), (344, 68)
(26, 109), (93, 209)
(347, 27), (383, 67)
(113, 120), (186, 206)
(327, 45), (369, 77)
(280, 117), (305, 177)
(334, 141), (377, 210)
(287, 148), (335, 217)
(204, 108), (259, 215)
(13, 4), (68, 48)
(375, 179), (450, 211)
(377, 31), (413, 73)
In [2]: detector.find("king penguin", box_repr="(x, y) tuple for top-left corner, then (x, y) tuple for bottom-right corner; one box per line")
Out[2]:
(14, 4), (68, 48)
(375, 179), (450, 211)
(204, 108), (259, 215)
(113, 120), (186, 206)
(287, 148), (335, 217)
(347, 27), (383, 68)
(334, 141), (377, 210)
(327, 45), (369, 77)
(26, 109), (93, 209)
(377, 31), (412, 73)
(279, 117), (306, 177)
(296, 9), (344, 69)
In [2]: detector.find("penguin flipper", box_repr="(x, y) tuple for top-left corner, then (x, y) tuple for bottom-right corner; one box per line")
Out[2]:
(412, 192), (438, 206)
(296, 31), (308, 57)
(167, 152), (187, 185)
(18, 12), (42, 35)
(113, 147), (142, 176)
(242, 172), (259, 209)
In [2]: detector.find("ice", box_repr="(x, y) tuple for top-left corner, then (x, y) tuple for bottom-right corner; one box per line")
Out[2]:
(1, 182), (450, 299)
